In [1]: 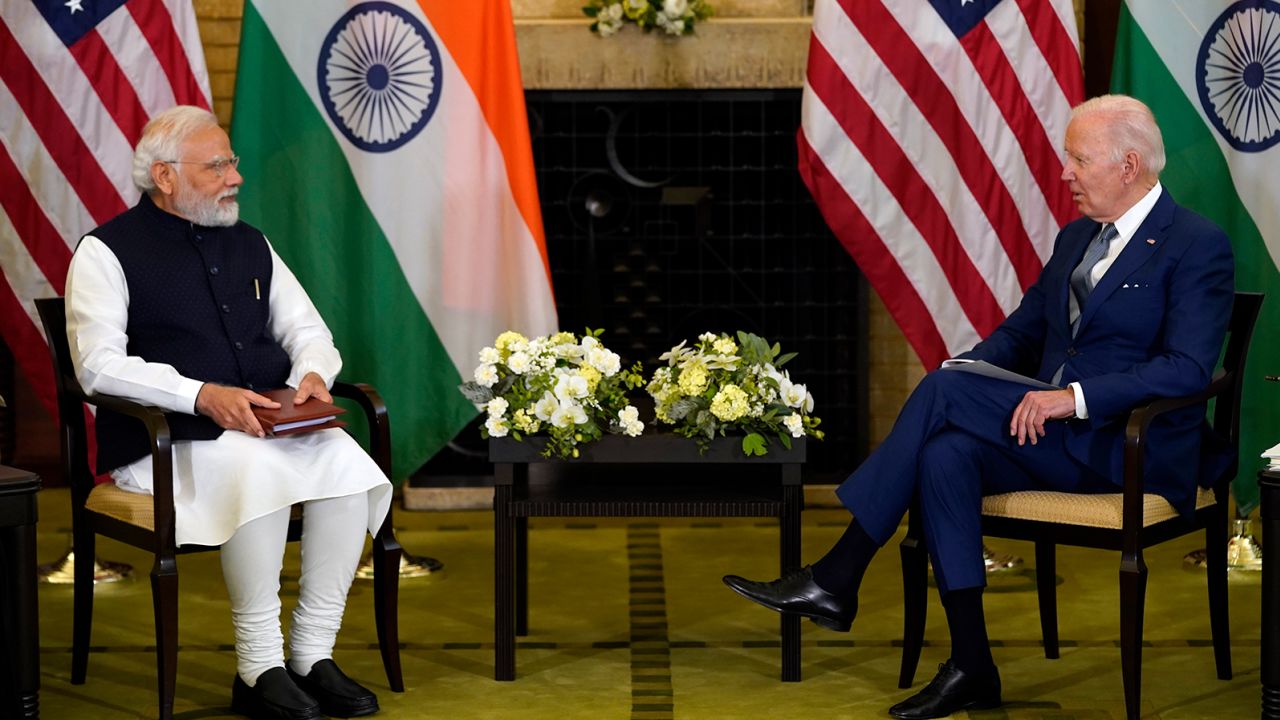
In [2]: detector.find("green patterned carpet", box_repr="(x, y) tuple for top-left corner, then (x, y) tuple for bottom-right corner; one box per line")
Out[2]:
(32, 488), (1264, 719)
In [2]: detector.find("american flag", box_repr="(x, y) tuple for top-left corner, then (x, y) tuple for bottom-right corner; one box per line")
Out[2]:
(798, 0), (1084, 369)
(0, 0), (210, 423)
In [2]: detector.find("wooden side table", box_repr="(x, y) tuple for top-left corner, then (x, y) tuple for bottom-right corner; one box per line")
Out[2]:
(1262, 469), (1279, 720)
(0, 465), (40, 719)
(491, 434), (805, 682)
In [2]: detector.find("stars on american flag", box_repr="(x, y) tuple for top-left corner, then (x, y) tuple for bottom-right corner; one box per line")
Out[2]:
(961, 0), (974, 6)
(65, 0), (84, 14)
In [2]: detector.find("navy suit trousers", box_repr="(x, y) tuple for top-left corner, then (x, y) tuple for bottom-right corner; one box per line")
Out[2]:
(836, 369), (1113, 593)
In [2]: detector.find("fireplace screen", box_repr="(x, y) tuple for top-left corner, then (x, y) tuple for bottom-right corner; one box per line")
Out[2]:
(526, 89), (868, 480)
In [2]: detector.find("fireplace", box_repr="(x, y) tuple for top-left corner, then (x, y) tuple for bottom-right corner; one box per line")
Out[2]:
(527, 89), (868, 480)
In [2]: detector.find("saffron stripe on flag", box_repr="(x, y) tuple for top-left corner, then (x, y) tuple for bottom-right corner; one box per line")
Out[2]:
(416, 2), (551, 273)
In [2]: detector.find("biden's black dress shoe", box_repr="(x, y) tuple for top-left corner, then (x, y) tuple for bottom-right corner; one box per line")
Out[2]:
(231, 667), (321, 720)
(889, 660), (1002, 719)
(287, 658), (379, 718)
(722, 565), (857, 632)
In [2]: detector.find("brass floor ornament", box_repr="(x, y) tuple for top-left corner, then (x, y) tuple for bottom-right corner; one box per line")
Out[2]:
(355, 547), (443, 580)
(38, 548), (132, 584)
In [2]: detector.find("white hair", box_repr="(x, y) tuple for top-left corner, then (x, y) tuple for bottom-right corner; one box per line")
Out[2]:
(131, 106), (221, 193)
(1071, 94), (1166, 177)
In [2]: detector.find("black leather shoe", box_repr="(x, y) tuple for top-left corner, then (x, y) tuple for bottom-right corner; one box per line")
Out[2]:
(889, 660), (1002, 719)
(231, 667), (321, 720)
(722, 565), (856, 632)
(287, 658), (379, 718)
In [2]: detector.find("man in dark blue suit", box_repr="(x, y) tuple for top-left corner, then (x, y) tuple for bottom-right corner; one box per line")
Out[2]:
(723, 95), (1235, 719)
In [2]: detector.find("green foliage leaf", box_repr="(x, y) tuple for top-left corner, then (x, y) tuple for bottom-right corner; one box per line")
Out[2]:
(742, 433), (768, 457)
(458, 382), (493, 405)
(667, 397), (703, 421)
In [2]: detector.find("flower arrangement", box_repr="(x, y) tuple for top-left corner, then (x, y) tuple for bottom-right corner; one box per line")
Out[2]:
(647, 331), (823, 456)
(459, 330), (646, 459)
(584, 0), (714, 37)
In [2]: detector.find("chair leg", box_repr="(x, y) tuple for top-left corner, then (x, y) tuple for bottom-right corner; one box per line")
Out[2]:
(1205, 505), (1232, 679)
(1035, 540), (1059, 659)
(151, 556), (178, 720)
(1119, 550), (1147, 720)
(71, 526), (95, 685)
(373, 526), (405, 692)
(898, 508), (928, 689)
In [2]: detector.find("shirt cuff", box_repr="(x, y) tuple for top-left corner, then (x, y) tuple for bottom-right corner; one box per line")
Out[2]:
(1069, 381), (1088, 419)
(177, 378), (206, 415)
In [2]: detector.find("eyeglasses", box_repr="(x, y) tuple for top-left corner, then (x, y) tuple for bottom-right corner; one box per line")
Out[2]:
(163, 155), (240, 178)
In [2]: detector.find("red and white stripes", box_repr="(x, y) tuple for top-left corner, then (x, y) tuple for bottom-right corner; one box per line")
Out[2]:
(799, 0), (1083, 369)
(0, 0), (210, 418)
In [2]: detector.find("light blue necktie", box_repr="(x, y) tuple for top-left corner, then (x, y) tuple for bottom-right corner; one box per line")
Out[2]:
(1052, 223), (1119, 385)
(1068, 222), (1118, 335)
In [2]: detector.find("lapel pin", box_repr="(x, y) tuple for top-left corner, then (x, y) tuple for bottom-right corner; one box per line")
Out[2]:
(1146, 238), (1156, 245)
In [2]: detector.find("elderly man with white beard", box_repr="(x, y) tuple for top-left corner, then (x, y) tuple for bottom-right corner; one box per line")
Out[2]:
(64, 105), (392, 720)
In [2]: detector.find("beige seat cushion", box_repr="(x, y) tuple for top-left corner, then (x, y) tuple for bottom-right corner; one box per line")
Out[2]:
(982, 486), (1216, 529)
(85, 483), (154, 530)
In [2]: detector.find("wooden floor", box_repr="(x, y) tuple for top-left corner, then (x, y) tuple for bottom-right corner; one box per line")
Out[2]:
(31, 487), (1266, 719)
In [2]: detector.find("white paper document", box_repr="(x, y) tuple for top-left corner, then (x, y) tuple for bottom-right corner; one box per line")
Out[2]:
(1261, 441), (1280, 470)
(940, 360), (1060, 390)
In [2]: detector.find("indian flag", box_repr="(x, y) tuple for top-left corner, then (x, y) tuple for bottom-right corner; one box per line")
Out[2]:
(231, 1), (557, 480)
(1112, 0), (1280, 512)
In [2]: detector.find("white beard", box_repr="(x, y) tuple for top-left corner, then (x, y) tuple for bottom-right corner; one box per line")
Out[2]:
(174, 182), (239, 227)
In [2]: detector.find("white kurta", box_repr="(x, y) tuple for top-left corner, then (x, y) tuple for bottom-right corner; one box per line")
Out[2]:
(65, 235), (391, 547)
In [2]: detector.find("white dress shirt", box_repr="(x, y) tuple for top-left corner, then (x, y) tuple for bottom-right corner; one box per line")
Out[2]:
(1067, 181), (1164, 419)
(943, 182), (1165, 421)
(66, 235), (342, 412)
(64, 232), (390, 546)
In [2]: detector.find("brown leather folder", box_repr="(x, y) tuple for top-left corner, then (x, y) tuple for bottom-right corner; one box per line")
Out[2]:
(251, 388), (348, 436)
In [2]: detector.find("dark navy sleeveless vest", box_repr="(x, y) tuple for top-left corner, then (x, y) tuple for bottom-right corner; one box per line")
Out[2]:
(85, 193), (292, 472)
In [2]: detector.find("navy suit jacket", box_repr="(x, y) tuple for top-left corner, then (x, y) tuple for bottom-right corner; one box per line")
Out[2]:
(958, 188), (1235, 516)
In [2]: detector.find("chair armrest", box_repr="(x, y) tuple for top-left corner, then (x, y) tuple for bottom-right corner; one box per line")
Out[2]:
(332, 382), (392, 478)
(78, 391), (177, 553)
(1119, 368), (1229, 537)
(1123, 369), (1229, 443)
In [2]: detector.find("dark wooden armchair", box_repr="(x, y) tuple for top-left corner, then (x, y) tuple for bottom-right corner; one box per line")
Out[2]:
(35, 297), (404, 720)
(897, 291), (1262, 720)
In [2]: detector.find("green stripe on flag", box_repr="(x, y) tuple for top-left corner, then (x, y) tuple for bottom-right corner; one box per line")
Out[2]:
(231, 1), (476, 481)
(1113, 3), (1280, 512)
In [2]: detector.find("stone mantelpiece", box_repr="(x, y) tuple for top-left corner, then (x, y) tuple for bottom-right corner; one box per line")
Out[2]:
(515, 17), (811, 89)
(512, 0), (811, 18)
